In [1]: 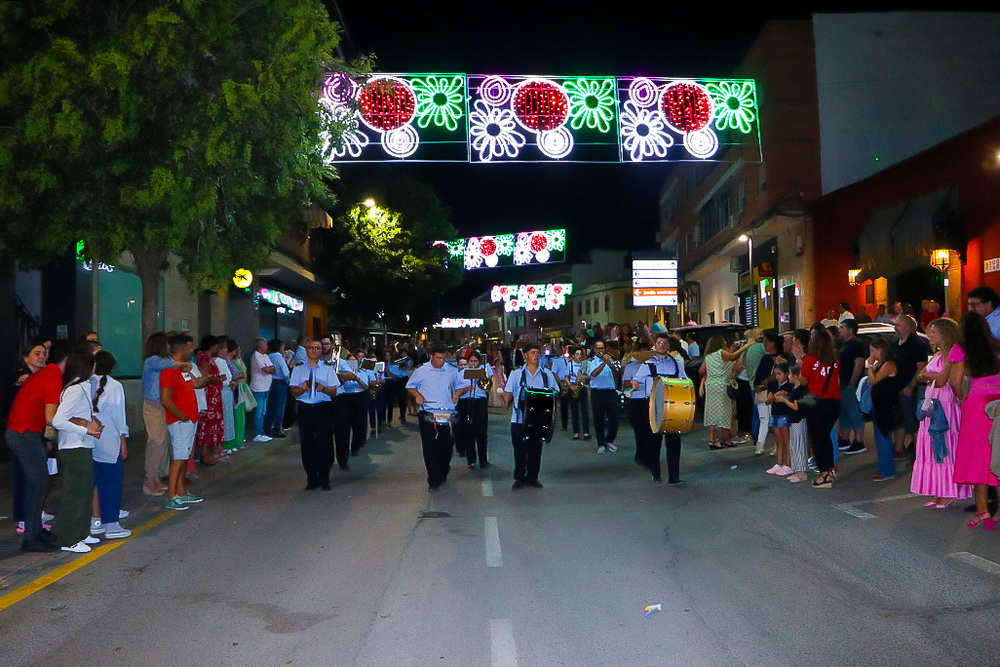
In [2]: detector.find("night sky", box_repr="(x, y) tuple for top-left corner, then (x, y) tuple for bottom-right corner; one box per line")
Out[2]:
(328, 1), (991, 316)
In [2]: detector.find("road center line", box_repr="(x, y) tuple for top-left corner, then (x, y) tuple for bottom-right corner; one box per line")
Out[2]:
(485, 516), (502, 567)
(482, 479), (493, 497)
(949, 551), (1000, 576)
(489, 618), (518, 667)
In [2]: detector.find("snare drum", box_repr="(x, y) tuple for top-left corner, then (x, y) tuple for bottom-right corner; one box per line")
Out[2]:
(422, 407), (458, 425)
(648, 377), (695, 434)
(522, 386), (557, 443)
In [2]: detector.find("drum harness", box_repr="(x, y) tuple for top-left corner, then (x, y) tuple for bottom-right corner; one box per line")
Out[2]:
(516, 366), (553, 424)
(641, 354), (681, 396)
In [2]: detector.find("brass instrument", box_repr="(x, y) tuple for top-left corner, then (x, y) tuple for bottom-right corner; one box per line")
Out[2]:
(570, 381), (583, 399)
(477, 375), (493, 392)
(559, 379), (570, 397)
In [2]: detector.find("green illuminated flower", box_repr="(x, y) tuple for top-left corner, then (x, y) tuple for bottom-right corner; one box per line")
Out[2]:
(446, 240), (465, 258)
(706, 81), (756, 134)
(565, 78), (616, 134)
(547, 229), (566, 251)
(495, 234), (515, 255)
(412, 75), (465, 131)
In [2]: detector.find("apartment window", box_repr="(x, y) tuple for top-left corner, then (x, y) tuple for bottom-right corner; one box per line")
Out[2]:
(738, 180), (746, 213)
(604, 295), (610, 312)
(577, 301), (582, 317)
(593, 298), (599, 313)
(586, 300), (591, 315)
(725, 307), (736, 322)
(709, 311), (716, 324)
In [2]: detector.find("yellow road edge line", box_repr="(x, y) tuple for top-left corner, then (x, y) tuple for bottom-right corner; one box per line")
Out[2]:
(0, 510), (177, 613)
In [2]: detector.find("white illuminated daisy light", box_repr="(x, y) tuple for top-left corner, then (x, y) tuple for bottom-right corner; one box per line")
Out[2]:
(318, 104), (369, 161)
(620, 100), (673, 162)
(469, 100), (526, 162)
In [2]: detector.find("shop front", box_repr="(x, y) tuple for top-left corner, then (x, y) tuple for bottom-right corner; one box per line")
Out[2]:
(257, 284), (305, 343)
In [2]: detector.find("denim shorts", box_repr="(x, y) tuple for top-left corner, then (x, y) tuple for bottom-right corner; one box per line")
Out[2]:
(768, 414), (790, 428)
(838, 385), (865, 430)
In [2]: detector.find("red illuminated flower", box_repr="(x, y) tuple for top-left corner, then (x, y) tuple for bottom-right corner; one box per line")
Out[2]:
(480, 238), (497, 256)
(661, 83), (712, 133)
(513, 80), (570, 132)
(358, 78), (416, 132)
(530, 233), (548, 253)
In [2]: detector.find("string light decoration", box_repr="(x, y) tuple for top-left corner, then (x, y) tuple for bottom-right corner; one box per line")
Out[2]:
(318, 73), (759, 163)
(435, 318), (484, 328)
(437, 230), (564, 270)
(491, 283), (573, 312)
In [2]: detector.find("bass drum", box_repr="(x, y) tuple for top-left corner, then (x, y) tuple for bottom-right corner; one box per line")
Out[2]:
(648, 377), (696, 434)
(522, 386), (557, 443)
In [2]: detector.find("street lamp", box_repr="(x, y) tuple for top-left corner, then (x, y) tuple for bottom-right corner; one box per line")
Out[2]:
(363, 198), (376, 208)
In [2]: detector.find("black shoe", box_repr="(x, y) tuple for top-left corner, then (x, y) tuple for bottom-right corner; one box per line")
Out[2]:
(350, 450), (359, 457)
(511, 480), (526, 490)
(428, 485), (440, 492)
(652, 477), (662, 484)
(668, 479), (685, 486)
(22, 539), (59, 552)
(322, 484), (332, 491)
(468, 463), (476, 469)
(480, 462), (491, 469)
(306, 483), (319, 490)
(37, 529), (58, 544)
(572, 434), (580, 440)
(845, 441), (867, 455)
(837, 439), (851, 451)
(272, 432), (287, 439)
(583, 433), (591, 441)
(526, 480), (543, 488)
(339, 464), (350, 471)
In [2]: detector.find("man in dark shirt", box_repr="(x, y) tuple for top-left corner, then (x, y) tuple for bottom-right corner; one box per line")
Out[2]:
(837, 320), (867, 454)
(891, 315), (928, 459)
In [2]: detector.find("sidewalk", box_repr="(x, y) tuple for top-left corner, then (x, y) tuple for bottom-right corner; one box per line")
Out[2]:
(0, 425), (303, 590)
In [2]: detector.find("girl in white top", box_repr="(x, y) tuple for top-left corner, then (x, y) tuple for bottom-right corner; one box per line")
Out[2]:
(89, 351), (132, 540)
(51, 350), (103, 554)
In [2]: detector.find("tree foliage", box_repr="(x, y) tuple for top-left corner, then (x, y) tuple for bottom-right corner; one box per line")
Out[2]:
(0, 0), (364, 336)
(312, 174), (462, 329)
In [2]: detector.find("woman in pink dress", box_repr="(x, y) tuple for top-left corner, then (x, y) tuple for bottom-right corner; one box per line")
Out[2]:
(952, 313), (1000, 530)
(911, 318), (971, 506)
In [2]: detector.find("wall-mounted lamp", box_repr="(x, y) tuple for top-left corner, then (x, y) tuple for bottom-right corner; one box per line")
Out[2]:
(930, 249), (951, 273)
(847, 268), (861, 287)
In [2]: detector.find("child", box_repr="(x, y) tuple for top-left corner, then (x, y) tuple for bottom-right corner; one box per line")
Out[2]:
(765, 363), (794, 476)
(773, 364), (810, 483)
(89, 351), (132, 539)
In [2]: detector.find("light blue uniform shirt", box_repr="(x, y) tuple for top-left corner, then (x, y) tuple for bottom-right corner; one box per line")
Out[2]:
(407, 363), (460, 411)
(268, 352), (290, 382)
(338, 363), (369, 394)
(549, 356), (569, 380)
(453, 365), (493, 400)
(587, 358), (618, 390)
(289, 361), (340, 404)
(563, 360), (585, 385)
(622, 360), (641, 388)
(506, 366), (559, 424)
(630, 354), (688, 400)
(294, 346), (308, 366)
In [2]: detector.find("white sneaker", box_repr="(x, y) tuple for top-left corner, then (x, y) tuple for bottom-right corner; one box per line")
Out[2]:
(754, 443), (765, 456)
(765, 464), (781, 474)
(62, 541), (92, 554)
(776, 466), (794, 476)
(103, 522), (132, 539)
(90, 518), (105, 535)
(597, 446), (607, 454)
(253, 435), (271, 443)
(82, 535), (100, 545)
(118, 509), (130, 520)
(41, 511), (55, 522)
(606, 443), (619, 453)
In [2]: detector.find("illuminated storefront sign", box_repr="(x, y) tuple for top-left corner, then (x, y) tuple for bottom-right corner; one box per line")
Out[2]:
(233, 268), (253, 289)
(491, 283), (572, 312)
(258, 287), (304, 313)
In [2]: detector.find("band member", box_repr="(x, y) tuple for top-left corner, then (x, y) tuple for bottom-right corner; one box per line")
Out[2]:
(622, 341), (652, 465)
(588, 340), (621, 454)
(364, 349), (385, 437)
(407, 343), (460, 492)
(503, 342), (559, 490)
(566, 346), (590, 440)
(289, 340), (339, 490)
(549, 341), (571, 431)
(630, 333), (689, 484)
(382, 349), (406, 426)
(331, 348), (367, 469)
(452, 351), (492, 470)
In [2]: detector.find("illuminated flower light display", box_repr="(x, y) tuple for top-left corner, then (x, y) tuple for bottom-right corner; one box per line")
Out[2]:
(467, 75), (618, 162)
(319, 73), (468, 161)
(436, 318), (484, 328)
(491, 283), (573, 312)
(616, 76), (758, 162)
(439, 229), (563, 269)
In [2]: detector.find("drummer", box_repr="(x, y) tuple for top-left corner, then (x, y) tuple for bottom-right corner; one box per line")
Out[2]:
(502, 342), (560, 490)
(630, 332), (690, 485)
(406, 343), (460, 492)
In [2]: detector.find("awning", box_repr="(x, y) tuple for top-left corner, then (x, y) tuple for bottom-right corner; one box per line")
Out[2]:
(856, 188), (961, 282)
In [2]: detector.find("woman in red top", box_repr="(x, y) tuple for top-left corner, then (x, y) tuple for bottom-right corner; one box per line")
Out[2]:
(801, 328), (841, 488)
(194, 336), (225, 465)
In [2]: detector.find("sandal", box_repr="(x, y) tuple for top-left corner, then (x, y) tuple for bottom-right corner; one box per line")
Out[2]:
(811, 472), (833, 488)
(967, 511), (992, 528)
(723, 441), (737, 448)
(708, 440), (724, 450)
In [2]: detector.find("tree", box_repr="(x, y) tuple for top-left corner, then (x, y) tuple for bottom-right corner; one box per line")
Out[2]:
(312, 174), (462, 333)
(0, 0), (361, 341)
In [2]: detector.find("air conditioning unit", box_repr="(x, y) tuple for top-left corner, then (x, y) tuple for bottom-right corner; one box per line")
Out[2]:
(730, 256), (746, 273)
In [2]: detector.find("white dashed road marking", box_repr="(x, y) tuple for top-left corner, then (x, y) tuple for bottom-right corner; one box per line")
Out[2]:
(485, 516), (502, 567)
(950, 551), (1000, 576)
(482, 479), (494, 497)
(490, 618), (518, 667)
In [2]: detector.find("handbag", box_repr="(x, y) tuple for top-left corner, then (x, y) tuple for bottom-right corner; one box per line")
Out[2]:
(798, 365), (833, 418)
(726, 379), (740, 400)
